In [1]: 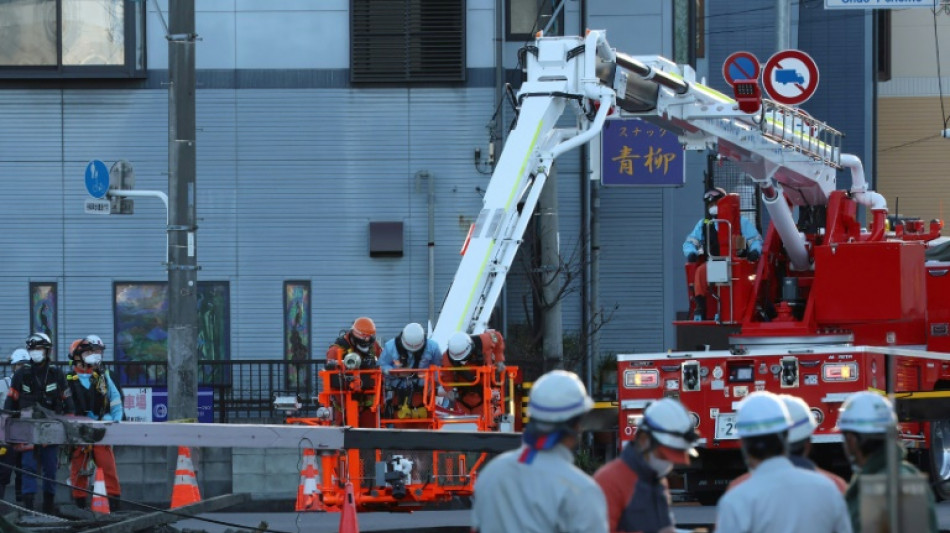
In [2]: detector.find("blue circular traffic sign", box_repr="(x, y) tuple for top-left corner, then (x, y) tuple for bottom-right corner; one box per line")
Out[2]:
(723, 51), (760, 87)
(85, 160), (110, 199)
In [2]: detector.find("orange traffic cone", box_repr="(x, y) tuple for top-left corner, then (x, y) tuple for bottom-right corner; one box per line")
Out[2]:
(170, 446), (202, 508)
(338, 481), (359, 533)
(90, 467), (110, 515)
(295, 448), (325, 512)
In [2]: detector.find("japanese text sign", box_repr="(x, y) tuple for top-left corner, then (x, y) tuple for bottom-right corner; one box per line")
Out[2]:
(601, 119), (684, 187)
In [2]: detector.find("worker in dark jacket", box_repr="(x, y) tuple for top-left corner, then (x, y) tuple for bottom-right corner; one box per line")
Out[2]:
(839, 392), (937, 533)
(4, 332), (75, 514)
(441, 330), (506, 415)
(594, 398), (698, 533)
(66, 335), (124, 510)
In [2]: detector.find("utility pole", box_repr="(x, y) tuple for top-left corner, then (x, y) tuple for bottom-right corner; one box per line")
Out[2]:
(539, 165), (563, 370)
(776, 0), (790, 52)
(167, 0), (198, 422)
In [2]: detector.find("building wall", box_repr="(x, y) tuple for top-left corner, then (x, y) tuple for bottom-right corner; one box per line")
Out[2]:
(0, 1), (878, 374)
(877, 9), (950, 226)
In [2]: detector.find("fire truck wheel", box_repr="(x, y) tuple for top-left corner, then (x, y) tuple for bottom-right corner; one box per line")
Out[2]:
(929, 419), (950, 501)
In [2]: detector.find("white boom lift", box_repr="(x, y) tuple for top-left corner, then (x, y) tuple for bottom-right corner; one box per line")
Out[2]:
(431, 29), (869, 348)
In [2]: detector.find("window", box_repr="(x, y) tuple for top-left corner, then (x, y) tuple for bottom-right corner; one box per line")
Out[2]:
(508, 0), (564, 40)
(0, 0), (146, 78)
(351, 0), (465, 84)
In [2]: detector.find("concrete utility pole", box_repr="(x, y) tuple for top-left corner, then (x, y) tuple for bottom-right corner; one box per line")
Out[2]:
(167, 0), (198, 422)
(539, 165), (563, 370)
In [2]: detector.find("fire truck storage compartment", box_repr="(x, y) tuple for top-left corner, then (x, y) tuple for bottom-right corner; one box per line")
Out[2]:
(812, 241), (926, 323)
(926, 262), (950, 351)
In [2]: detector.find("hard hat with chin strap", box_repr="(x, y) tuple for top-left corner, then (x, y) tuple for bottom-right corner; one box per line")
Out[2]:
(446, 332), (473, 363)
(838, 391), (896, 434)
(735, 391), (793, 438)
(640, 398), (699, 464)
(401, 323), (426, 352)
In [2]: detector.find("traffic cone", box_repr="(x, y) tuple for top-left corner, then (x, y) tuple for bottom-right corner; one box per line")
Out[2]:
(295, 448), (325, 511)
(90, 467), (110, 515)
(338, 481), (359, 533)
(170, 446), (202, 508)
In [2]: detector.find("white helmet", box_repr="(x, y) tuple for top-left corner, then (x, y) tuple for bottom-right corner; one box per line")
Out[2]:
(641, 398), (699, 463)
(735, 391), (792, 438)
(528, 370), (594, 425)
(400, 323), (426, 352)
(838, 391), (896, 434)
(446, 332), (473, 363)
(342, 352), (362, 370)
(9, 348), (30, 365)
(780, 395), (817, 444)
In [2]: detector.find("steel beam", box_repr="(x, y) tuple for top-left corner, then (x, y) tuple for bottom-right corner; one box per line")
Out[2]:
(1, 417), (523, 453)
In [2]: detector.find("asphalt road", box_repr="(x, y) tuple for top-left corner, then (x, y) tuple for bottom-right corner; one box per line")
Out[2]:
(171, 502), (950, 533)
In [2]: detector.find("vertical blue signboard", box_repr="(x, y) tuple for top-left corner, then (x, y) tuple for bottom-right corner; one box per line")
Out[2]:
(601, 119), (685, 186)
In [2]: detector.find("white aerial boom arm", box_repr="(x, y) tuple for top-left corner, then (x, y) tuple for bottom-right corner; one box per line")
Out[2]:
(431, 30), (880, 348)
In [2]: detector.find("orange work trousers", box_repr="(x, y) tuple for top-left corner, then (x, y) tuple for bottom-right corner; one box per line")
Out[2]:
(70, 445), (121, 499)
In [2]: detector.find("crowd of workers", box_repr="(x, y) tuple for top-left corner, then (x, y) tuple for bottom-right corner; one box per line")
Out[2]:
(326, 317), (507, 420)
(0, 332), (123, 515)
(471, 368), (938, 533)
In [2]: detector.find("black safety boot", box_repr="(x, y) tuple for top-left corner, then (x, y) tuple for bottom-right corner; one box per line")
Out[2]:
(74, 496), (87, 509)
(41, 492), (55, 515)
(693, 295), (706, 321)
(108, 495), (121, 511)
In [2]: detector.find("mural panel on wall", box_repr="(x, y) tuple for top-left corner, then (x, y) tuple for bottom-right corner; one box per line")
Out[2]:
(284, 280), (311, 390)
(114, 281), (230, 386)
(29, 283), (57, 360)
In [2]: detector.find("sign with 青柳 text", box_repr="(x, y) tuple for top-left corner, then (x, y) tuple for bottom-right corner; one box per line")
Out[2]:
(601, 119), (684, 187)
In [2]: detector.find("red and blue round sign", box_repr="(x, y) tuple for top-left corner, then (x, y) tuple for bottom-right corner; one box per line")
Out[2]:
(762, 49), (819, 106)
(722, 51), (760, 87)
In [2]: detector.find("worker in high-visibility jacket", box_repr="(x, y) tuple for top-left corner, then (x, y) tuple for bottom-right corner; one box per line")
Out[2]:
(66, 335), (124, 511)
(715, 392), (851, 533)
(727, 394), (847, 494)
(472, 370), (607, 533)
(4, 332), (75, 514)
(594, 398), (698, 533)
(440, 330), (505, 415)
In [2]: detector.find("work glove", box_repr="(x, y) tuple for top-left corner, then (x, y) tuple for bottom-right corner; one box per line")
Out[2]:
(447, 389), (458, 401)
(687, 252), (699, 263)
(495, 362), (506, 373)
(747, 250), (761, 262)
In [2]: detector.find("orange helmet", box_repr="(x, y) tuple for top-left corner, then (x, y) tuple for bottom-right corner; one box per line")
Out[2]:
(69, 339), (84, 360)
(350, 317), (377, 354)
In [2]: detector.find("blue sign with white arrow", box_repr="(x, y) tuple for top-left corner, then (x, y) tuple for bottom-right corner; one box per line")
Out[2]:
(85, 160), (110, 199)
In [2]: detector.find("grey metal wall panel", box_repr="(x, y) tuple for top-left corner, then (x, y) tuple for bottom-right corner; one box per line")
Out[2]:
(0, 92), (64, 162)
(597, 188), (665, 354)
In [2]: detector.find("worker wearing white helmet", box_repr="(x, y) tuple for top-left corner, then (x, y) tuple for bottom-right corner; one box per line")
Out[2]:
(0, 348), (30, 504)
(838, 391), (937, 533)
(728, 394), (847, 493)
(378, 323), (441, 419)
(715, 391), (851, 533)
(378, 323), (441, 375)
(440, 330), (506, 415)
(472, 370), (608, 533)
(594, 398), (698, 533)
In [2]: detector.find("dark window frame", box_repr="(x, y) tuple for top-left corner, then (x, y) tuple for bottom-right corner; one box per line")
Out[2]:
(0, 0), (146, 80)
(506, 0), (565, 41)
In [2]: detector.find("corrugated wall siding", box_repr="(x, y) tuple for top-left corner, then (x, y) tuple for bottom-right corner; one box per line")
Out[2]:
(877, 97), (950, 228)
(0, 86), (516, 359)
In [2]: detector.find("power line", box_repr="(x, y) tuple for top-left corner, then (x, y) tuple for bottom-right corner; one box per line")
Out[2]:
(880, 134), (941, 152)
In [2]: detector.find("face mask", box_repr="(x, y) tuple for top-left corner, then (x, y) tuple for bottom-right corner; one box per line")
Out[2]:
(647, 454), (674, 477)
(708, 206), (718, 216)
(83, 353), (102, 366)
(28, 350), (45, 363)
